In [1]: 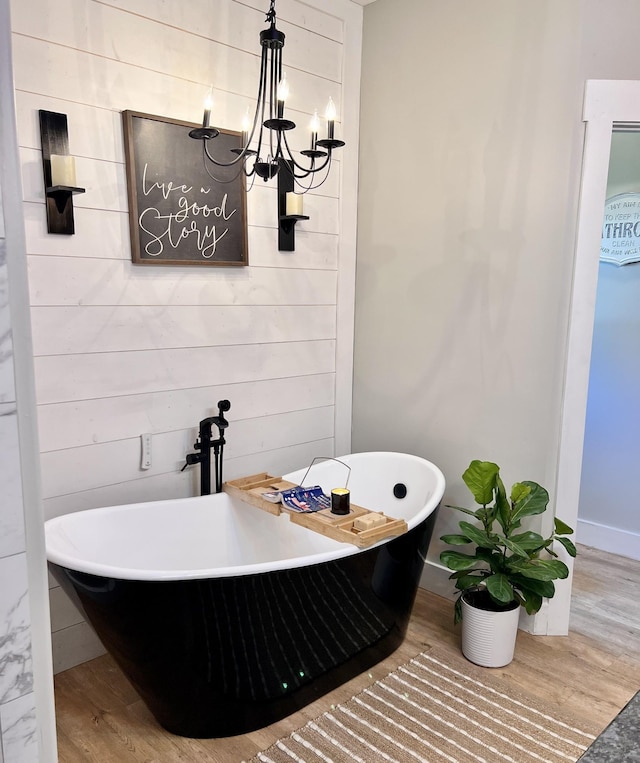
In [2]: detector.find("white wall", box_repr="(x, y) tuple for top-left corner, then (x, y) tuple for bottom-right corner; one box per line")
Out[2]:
(578, 131), (640, 558)
(11, 0), (361, 673)
(355, 0), (585, 600)
(354, 0), (640, 623)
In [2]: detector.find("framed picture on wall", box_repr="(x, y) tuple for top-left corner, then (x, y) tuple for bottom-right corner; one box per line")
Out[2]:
(122, 110), (248, 266)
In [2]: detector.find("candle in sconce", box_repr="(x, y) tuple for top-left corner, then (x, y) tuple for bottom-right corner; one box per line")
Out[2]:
(285, 192), (303, 216)
(50, 154), (77, 187)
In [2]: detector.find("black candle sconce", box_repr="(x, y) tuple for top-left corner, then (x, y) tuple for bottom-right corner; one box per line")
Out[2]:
(39, 110), (85, 235)
(278, 159), (309, 251)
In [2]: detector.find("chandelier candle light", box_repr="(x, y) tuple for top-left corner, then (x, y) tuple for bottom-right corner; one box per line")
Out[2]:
(188, 0), (344, 251)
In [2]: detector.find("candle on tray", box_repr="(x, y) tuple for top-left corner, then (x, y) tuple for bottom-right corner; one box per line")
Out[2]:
(331, 488), (350, 515)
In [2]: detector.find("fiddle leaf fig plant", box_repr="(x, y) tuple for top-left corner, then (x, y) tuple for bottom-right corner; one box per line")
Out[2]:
(440, 460), (577, 623)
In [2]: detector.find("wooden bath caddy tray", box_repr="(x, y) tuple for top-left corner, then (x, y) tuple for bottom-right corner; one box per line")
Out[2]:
(224, 473), (408, 548)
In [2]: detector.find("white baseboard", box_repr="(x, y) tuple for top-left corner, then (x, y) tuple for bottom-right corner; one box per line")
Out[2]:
(577, 518), (640, 561)
(419, 560), (457, 601)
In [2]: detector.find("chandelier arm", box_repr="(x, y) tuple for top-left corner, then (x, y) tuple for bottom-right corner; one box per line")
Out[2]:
(244, 147), (259, 179)
(278, 151), (313, 184)
(201, 143), (246, 184)
(286, 153), (333, 192)
(245, 170), (257, 191)
(293, 161), (333, 192)
(254, 47), (270, 163)
(202, 138), (247, 168)
(282, 130), (332, 175)
(195, 46), (268, 170)
(246, 45), (269, 151)
(269, 48), (278, 158)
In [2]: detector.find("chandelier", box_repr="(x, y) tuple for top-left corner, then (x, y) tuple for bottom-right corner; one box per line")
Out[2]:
(188, 0), (345, 249)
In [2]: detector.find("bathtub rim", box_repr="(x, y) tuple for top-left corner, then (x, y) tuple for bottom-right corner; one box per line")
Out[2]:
(44, 451), (445, 582)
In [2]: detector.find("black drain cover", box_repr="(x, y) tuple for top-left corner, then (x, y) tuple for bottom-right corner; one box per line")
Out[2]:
(393, 483), (407, 499)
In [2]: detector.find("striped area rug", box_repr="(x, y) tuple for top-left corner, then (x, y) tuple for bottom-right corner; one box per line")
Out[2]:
(249, 648), (598, 763)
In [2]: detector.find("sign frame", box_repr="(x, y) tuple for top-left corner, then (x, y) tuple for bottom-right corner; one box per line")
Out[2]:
(122, 110), (248, 267)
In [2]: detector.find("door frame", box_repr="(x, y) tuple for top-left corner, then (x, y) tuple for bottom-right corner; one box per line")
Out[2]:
(547, 80), (640, 634)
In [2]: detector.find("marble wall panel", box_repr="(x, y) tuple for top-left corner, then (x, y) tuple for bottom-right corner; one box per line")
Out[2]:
(0, 552), (36, 763)
(0, 690), (38, 763)
(0, 241), (16, 405)
(0, 408), (25, 558)
(0, 554), (33, 705)
(0, 49), (41, 762)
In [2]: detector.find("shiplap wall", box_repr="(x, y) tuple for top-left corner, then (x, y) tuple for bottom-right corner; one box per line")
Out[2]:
(11, 0), (357, 673)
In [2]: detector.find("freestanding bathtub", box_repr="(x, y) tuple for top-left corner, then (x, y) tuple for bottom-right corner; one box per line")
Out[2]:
(45, 452), (445, 738)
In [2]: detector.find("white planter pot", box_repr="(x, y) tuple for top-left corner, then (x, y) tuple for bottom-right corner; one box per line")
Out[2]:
(461, 592), (520, 668)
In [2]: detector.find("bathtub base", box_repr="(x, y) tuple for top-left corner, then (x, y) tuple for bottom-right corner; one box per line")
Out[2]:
(51, 512), (438, 738)
(159, 625), (406, 738)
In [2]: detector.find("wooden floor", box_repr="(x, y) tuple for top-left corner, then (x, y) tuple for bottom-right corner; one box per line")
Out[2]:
(54, 545), (640, 762)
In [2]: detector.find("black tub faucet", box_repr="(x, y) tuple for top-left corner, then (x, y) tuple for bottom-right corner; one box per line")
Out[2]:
(182, 400), (231, 495)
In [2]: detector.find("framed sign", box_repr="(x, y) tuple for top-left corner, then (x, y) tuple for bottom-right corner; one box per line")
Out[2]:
(600, 192), (640, 266)
(122, 111), (248, 266)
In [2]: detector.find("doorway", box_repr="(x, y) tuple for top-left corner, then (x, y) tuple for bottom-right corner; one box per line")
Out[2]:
(577, 129), (640, 561)
(549, 80), (640, 634)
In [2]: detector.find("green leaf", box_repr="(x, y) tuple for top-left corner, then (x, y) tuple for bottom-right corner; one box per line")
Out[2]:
(475, 547), (502, 572)
(445, 504), (482, 518)
(510, 574), (556, 599)
(495, 475), (510, 534)
(510, 481), (549, 527)
(462, 460), (500, 506)
(440, 550), (479, 571)
(454, 573), (489, 591)
(483, 503), (499, 529)
(502, 536), (530, 559)
(510, 482), (532, 504)
(554, 517), (574, 536)
(508, 531), (546, 551)
(520, 589), (543, 615)
(454, 596), (463, 624)
(555, 536), (577, 558)
(485, 573), (514, 604)
(458, 521), (497, 549)
(440, 534), (472, 546)
(508, 558), (569, 581)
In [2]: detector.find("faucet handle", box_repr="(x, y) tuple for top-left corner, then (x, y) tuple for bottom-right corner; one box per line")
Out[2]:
(181, 452), (203, 471)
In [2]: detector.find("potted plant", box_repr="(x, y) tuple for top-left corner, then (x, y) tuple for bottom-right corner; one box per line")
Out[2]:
(440, 459), (576, 667)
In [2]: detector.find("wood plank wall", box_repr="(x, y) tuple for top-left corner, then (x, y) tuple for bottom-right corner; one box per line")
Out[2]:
(11, 0), (355, 672)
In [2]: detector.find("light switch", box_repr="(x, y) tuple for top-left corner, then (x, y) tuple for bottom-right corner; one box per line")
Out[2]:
(141, 433), (152, 470)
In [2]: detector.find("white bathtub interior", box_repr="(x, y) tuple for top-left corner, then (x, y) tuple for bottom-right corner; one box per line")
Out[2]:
(45, 452), (445, 582)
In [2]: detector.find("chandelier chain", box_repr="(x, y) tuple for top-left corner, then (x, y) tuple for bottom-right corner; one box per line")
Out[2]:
(265, 0), (276, 25)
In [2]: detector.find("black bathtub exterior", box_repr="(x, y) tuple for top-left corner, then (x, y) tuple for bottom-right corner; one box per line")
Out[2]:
(50, 506), (439, 738)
